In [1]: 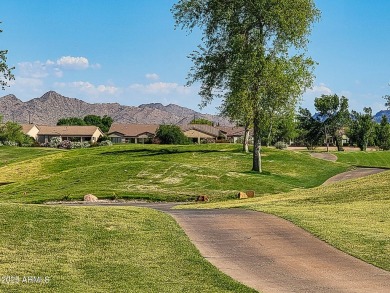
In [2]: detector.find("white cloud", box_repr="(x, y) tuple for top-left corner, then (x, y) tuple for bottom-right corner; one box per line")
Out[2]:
(56, 56), (89, 70)
(54, 81), (120, 96)
(129, 82), (191, 95)
(145, 73), (160, 81)
(16, 56), (100, 80)
(306, 83), (333, 96)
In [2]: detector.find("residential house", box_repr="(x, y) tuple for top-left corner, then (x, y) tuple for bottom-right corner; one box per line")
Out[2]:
(180, 124), (225, 143)
(216, 126), (250, 143)
(107, 123), (249, 144)
(36, 125), (104, 144)
(108, 124), (159, 144)
(21, 124), (40, 140)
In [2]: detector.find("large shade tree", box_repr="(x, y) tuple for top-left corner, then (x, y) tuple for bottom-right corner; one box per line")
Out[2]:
(0, 22), (14, 90)
(172, 0), (320, 172)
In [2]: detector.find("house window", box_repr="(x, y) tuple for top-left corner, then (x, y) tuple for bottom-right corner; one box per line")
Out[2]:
(111, 137), (122, 144)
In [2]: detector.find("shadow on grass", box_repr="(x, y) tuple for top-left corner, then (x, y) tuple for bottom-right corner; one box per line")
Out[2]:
(0, 182), (14, 186)
(242, 170), (272, 176)
(100, 148), (225, 157)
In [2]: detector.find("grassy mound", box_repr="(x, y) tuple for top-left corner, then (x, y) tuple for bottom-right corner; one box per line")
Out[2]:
(0, 144), (348, 203)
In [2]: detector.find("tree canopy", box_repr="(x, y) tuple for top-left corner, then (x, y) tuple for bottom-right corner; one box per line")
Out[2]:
(348, 107), (375, 151)
(314, 94), (349, 151)
(0, 22), (14, 90)
(57, 115), (113, 132)
(173, 0), (320, 172)
(155, 125), (189, 145)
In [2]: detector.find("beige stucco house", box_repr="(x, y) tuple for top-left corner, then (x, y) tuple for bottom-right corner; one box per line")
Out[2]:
(36, 125), (104, 144)
(181, 124), (225, 143)
(21, 124), (40, 140)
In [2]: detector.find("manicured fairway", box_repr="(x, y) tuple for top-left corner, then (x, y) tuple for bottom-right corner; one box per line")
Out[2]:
(0, 144), (349, 203)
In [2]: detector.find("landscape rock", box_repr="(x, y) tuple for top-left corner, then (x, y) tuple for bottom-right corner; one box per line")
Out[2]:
(84, 194), (98, 202)
(237, 192), (248, 199)
(246, 190), (255, 198)
(196, 195), (209, 202)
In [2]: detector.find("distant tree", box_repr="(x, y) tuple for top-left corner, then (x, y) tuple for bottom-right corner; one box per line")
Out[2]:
(0, 121), (26, 145)
(0, 23), (14, 90)
(83, 115), (102, 127)
(375, 115), (390, 150)
(190, 118), (213, 126)
(383, 84), (390, 109)
(155, 125), (189, 145)
(56, 115), (113, 132)
(271, 110), (299, 145)
(219, 93), (252, 153)
(296, 107), (323, 149)
(314, 94), (349, 151)
(57, 117), (86, 126)
(101, 115), (113, 133)
(348, 107), (375, 151)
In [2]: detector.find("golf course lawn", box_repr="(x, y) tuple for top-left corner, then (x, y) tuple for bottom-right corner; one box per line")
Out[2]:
(0, 144), (389, 292)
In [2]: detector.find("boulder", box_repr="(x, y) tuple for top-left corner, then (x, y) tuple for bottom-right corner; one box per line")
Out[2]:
(84, 194), (98, 202)
(196, 195), (209, 202)
(237, 192), (248, 199)
(246, 190), (255, 198)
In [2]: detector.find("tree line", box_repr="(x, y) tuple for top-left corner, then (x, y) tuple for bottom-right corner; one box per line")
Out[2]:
(297, 93), (390, 152)
(57, 115), (113, 133)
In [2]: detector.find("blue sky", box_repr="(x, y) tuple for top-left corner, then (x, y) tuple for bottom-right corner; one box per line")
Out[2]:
(1, 0), (389, 115)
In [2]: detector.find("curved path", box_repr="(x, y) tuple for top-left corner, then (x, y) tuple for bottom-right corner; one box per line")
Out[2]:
(310, 152), (387, 185)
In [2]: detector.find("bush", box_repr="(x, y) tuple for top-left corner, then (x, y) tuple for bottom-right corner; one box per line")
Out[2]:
(99, 140), (113, 146)
(58, 140), (72, 149)
(3, 141), (18, 147)
(155, 125), (189, 145)
(49, 137), (62, 148)
(274, 141), (288, 150)
(0, 142), (3, 146)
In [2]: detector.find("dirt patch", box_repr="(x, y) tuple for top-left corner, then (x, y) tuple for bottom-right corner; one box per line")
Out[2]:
(310, 152), (338, 161)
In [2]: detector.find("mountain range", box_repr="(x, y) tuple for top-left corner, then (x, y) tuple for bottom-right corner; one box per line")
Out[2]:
(1, 91), (389, 126)
(0, 91), (233, 126)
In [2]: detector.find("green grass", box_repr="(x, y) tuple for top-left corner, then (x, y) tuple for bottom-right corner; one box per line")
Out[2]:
(0, 203), (255, 292)
(0, 146), (61, 167)
(0, 144), (349, 203)
(183, 170), (390, 271)
(335, 150), (390, 168)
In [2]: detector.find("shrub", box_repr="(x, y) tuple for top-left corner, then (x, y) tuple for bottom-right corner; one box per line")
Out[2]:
(274, 141), (288, 150)
(3, 141), (18, 147)
(99, 140), (113, 146)
(49, 137), (62, 148)
(58, 140), (72, 149)
(155, 125), (189, 145)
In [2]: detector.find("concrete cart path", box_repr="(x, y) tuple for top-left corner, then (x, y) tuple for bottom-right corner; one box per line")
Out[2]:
(125, 203), (390, 293)
(323, 167), (387, 185)
(310, 152), (387, 185)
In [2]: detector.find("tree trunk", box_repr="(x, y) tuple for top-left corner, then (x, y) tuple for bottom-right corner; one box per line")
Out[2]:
(252, 115), (262, 173)
(335, 135), (343, 151)
(266, 121), (273, 147)
(243, 124), (249, 153)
